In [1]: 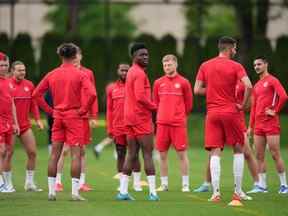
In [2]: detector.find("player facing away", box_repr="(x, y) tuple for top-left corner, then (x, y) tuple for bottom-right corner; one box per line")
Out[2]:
(194, 36), (253, 204)
(153, 54), (193, 192)
(0, 52), (20, 192)
(248, 56), (288, 194)
(2, 61), (44, 193)
(116, 43), (159, 201)
(54, 46), (98, 192)
(106, 63), (143, 192)
(194, 80), (260, 195)
(32, 43), (96, 201)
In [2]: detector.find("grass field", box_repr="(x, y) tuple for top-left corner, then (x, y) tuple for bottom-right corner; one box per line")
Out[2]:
(0, 114), (288, 216)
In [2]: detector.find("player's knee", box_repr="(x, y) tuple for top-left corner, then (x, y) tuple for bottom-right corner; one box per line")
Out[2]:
(27, 151), (36, 160)
(270, 150), (280, 161)
(244, 152), (251, 160)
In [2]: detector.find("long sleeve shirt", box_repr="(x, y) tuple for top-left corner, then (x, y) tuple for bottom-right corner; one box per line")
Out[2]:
(0, 76), (13, 132)
(124, 63), (156, 126)
(153, 73), (193, 127)
(32, 63), (96, 119)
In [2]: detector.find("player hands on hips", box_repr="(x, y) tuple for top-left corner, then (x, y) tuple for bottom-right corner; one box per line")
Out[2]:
(153, 54), (193, 193)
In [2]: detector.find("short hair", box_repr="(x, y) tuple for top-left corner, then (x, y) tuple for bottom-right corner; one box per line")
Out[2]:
(162, 54), (178, 64)
(0, 52), (8, 61)
(254, 56), (268, 63)
(129, 42), (147, 57)
(57, 43), (78, 59)
(11, 61), (25, 70)
(218, 36), (237, 52)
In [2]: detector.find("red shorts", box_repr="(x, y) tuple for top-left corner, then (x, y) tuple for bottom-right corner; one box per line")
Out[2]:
(239, 112), (247, 132)
(82, 119), (91, 145)
(126, 121), (154, 139)
(156, 124), (188, 152)
(0, 130), (13, 145)
(205, 113), (244, 150)
(52, 118), (84, 147)
(254, 124), (280, 136)
(19, 125), (31, 136)
(114, 134), (127, 146)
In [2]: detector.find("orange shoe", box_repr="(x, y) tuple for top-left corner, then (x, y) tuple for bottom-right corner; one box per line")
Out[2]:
(228, 193), (243, 206)
(208, 194), (221, 202)
(55, 183), (63, 192)
(80, 183), (92, 192)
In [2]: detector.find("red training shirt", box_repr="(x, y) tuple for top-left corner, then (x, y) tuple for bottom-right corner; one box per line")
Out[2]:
(0, 76), (13, 133)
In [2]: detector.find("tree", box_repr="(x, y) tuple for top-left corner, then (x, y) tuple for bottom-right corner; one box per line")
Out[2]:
(0, 33), (10, 54)
(44, 0), (136, 38)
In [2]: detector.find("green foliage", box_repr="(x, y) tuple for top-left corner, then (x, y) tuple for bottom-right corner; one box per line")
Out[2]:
(0, 32), (10, 54)
(45, 0), (136, 38)
(203, 36), (218, 61)
(38, 33), (64, 79)
(10, 33), (37, 82)
(185, 1), (238, 37)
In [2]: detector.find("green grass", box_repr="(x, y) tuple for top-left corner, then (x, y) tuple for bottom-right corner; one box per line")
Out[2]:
(1, 114), (288, 216)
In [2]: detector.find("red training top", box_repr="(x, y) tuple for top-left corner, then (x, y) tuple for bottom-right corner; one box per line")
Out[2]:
(0, 76), (13, 133)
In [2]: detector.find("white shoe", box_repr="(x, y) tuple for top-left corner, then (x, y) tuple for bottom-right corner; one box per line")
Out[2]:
(2, 184), (16, 193)
(48, 194), (56, 201)
(182, 185), (190, 192)
(133, 185), (143, 192)
(239, 191), (253, 201)
(156, 185), (168, 192)
(25, 183), (43, 192)
(71, 194), (86, 201)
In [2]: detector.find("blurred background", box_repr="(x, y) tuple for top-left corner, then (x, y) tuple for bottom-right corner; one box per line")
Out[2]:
(0, 0), (288, 112)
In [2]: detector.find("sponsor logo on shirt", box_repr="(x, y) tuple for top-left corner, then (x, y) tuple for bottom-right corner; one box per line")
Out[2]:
(174, 83), (181, 89)
(263, 81), (269, 88)
(9, 83), (15, 90)
(24, 86), (30, 92)
(160, 83), (166, 87)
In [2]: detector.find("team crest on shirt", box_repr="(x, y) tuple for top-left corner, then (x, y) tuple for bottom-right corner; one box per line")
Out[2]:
(263, 81), (269, 88)
(24, 86), (30, 92)
(160, 83), (166, 87)
(174, 83), (181, 89)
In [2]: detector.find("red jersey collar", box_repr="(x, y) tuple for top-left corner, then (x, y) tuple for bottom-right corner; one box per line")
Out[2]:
(0, 75), (6, 80)
(132, 63), (145, 71)
(166, 72), (179, 79)
(61, 62), (76, 68)
(11, 76), (23, 84)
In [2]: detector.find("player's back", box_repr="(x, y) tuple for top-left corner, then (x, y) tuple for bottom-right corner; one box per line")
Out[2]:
(198, 56), (246, 114)
(47, 63), (85, 115)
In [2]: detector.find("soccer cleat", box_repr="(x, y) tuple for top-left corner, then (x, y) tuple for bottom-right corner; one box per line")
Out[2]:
(93, 146), (101, 159)
(193, 183), (210, 192)
(116, 193), (135, 201)
(25, 183), (43, 192)
(208, 194), (221, 202)
(228, 193), (244, 206)
(80, 183), (92, 192)
(55, 183), (63, 192)
(239, 191), (253, 201)
(246, 185), (268, 194)
(48, 194), (56, 201)
(71, 195), (86, 201)
(1, 184), (16, 193)
(0, 184), (15, 193)
(140, 180), (149, 187)
(156, 185), (168, 192)
(113, 173), (121, 179)
(278, 185), (288, 194)
(148, 193), (160, 201)
(182, 185), (190, 192)
(133, 185), (143, 192)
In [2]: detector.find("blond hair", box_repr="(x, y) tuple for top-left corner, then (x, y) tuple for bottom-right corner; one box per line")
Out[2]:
(162, 54), (178, 64)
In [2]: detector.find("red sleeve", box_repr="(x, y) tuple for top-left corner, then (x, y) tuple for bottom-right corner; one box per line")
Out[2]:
(32, 74), (53, 115)
(29, 83), (40, 120)
(152, 80), (159, 108)
(79, 74), (97, 115)
(183, 80), (193, 114)
(236, 63), (247, 80)
(106, 85), (113, 135)
(134, 72), (156, 111)
(271, 78), (288, 113)
(249, 90), (256, 129)
(196, 64), (205, 83)
(88, 70), (98, 118)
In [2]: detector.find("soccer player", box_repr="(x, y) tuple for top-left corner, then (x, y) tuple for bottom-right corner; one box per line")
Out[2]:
(194, 80), (260, 195)
(194, 36), (253, 203)
(54, 46), (98, 192)
(93, 137), (114, 158)
(106, 63), (143, 191)
(116, 43), (159, 201)
(0, 52), (20, 192)
(32, 43), (96, 201)
(248, 56), (288, 194)
(153, 54), (193, 192)
(2, 61), (44, 193)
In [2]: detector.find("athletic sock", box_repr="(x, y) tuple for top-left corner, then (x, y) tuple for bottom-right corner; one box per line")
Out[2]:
(278, 172), (288, 187)
(80, 173), (86, 186)
(210, 155), (221, 195)
(259, 173), (267, 188)
(233, 154), (244, 195)
(48, 177), (56, 196)
(160, 176), (168, 187)
(56, 173), (62, 184)
(25, 170), (34, 185)
(71, 178), (80, 196)
(132, 172), (141, 187)
(182, 176), (189, 187)
(119, 174), (129, 194)
(147, 175), (157, 196)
